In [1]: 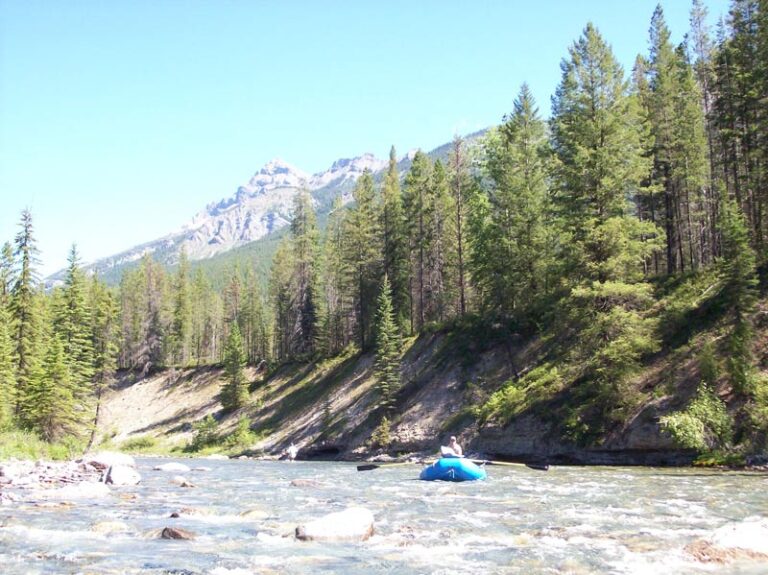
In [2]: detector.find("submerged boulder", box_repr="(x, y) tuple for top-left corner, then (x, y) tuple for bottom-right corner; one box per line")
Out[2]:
(295, 507), (374, 542)
(154, 462), (191, 473)
(160, 526), (196, 540)
(104, 465), (142, 486)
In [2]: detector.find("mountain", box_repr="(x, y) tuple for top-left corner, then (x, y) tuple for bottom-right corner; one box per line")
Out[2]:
(47, 131), (486, 285)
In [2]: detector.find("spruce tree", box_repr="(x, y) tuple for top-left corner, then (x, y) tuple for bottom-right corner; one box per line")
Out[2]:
(482, 84), (553, 319)
(718, 193), (759, 393)
(341, 169), (382, 350)
(54, 245), (94, 416)
(290, 188), (320, 357)
(0, 302), (15, 430)
(28, 334), (77, 441)
(10, 209), (44, 423)
(403, 151), (433, 331)
(221, 321), (248, 410)
(171, 248), (193, 365)
(373, 275), (400, 412)
(551, 23), (663, 409)
(381, 146), (410, 333)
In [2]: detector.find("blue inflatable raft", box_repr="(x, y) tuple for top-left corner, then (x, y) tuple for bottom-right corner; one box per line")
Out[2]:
(419, 458), (487, 482)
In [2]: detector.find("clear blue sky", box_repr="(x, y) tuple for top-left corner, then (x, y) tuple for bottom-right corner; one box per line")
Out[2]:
(0, 0), (730, 276)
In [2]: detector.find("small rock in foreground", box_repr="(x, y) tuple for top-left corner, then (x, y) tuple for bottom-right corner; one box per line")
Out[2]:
(160, 526), (196, 540)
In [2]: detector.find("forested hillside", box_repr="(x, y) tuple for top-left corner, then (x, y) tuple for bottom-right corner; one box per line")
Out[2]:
(1, 0), (766, 463)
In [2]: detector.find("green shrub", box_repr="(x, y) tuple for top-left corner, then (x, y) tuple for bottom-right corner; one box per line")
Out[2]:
(225, 415), (255, 448)
(659, 383), (732, 451)
(479, 364), (563, 425)
(119, 435), (157, 452)
(369, 416), (391, 448)
(190, 414), (219, 451)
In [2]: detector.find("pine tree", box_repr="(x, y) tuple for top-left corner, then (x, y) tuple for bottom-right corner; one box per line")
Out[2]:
(403, 151), (432, 331)
(381, 146), (410, 333)
(551, 23), (663, 409)
(321, 196), (352, 355)
(0, 301), (15, 430)
(718, 193), (759, 393)
(10, 209), (45, 423)
(373, 276), (400, 412)
(481, 84), (553, 319)
(448, 136), (473, 316)
(341, 169), (382, 350)
(221, 321), (248, 410)
(54, 245), (94, 418)
(290, 188), (320, 357)
(269, 238), (295, 360)
(87, 273), (119, 448)
(171, 248), (193, 365)
(28, 334), (77, 441)
(241, 267), (268, 365)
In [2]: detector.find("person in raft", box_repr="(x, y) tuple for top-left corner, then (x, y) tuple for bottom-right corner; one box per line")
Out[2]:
(442, 436), (463, 457)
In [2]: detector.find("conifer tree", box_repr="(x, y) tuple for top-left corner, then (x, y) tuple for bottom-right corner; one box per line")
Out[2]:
(290, 188), (320, 356)
(10, 209), (44, 422)
(718, 193), (759, 393)
(221, 321), (248, 410)
(29, 334), (77, 441)
(0, 302), (15, 430)
(381, 146), (410, 333)
(551, 23), (663, 408)
(55, 245), (94, 412)
(321, 196), (351, 355)
(269, 238), (295, 360)
(403, 151), (432, 331)
(87, 273), (119, 448)
(481, 84), (553, 319)
(373, 275), (400, 412)
(241, 267), (268, 365)
(448, 136), (473, 316)
(341, 169), (382, 349)
(171, 248), (193, 365)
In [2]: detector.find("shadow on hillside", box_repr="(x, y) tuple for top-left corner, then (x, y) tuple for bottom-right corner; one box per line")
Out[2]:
(131, 402), (222, 437)
(258, 353), (366, 431)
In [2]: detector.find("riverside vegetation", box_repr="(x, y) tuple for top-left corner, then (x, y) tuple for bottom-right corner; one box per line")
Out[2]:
(1, 1), (767, 465)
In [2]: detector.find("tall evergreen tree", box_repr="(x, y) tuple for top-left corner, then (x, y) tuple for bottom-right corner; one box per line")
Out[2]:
(718, 193), (759, 393)
(10, 209), (44, 422)
(373, 275), (400, 412)
(171, 248), (193, 365)
(381, 146), (410, 333)
(403, 151), (433, 331)
(480, 84), (553, 319)
(27, 334), (77, 441)
(54, 245), (94, 415)
(0, 302), (15, 430)
(290, 188), (320, 356)
(341, 169), (382, 349)
(551, 23), (663, 409)
(221, 321), (248, 410)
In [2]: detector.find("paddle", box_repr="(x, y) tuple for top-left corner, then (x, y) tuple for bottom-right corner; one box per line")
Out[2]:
(356, 461), (425, 472)
(356, 459), (549, 472)
(472, 459), (549, 471)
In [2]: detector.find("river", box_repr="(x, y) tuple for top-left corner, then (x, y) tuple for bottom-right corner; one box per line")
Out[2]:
(1, 457), (766, 574)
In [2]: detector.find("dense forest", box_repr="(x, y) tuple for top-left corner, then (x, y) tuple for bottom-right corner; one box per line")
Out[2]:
(1, 0), (766, 457)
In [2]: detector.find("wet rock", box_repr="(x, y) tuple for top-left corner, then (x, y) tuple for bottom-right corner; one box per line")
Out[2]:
(170, 476), (196, 488)
(83, 451), (136, 470)
(239, 508), (269, 520)
(686, 517), (768, 563)
(160, 526), (196, 540)
(92, 520), (130, 534)
(295, 507), (374, 542)
(154, 462), (191, 473)
(105, 465), (142, 486)
(289, 478), (323, 488)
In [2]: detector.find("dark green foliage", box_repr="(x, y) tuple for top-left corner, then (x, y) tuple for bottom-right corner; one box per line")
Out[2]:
(373, 276), (401, 412)
(221, 322), (248, 410)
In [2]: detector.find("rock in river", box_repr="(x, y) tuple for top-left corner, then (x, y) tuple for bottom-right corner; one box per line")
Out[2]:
(295, 507), (374, 542)
(154, 462), (191, 473)
(105, 464), (142, 486)
(160, 526), (196, 540)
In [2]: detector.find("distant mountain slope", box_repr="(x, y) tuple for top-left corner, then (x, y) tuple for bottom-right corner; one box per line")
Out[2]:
(48, 130), (487, 285)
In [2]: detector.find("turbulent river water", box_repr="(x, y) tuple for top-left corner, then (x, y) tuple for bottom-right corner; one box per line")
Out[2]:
(1, 457), (767, 574)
